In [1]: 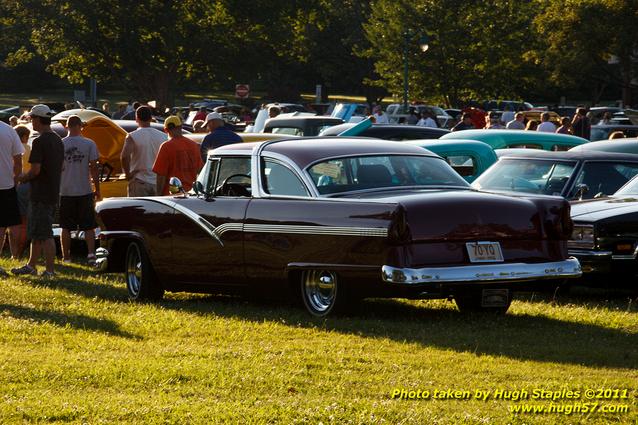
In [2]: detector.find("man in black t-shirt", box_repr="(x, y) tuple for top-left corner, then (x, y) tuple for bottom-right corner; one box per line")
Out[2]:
(12, 104), (64, 277)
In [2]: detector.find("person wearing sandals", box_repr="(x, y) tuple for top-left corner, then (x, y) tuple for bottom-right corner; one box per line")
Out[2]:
(57, 115), (101, 266)
(12, 104), (64, 278)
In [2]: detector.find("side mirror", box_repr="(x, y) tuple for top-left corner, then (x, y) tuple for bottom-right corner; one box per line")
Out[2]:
(193, 180), (205, 197)
(575, 183), (589, 200)
(168, 177), (184, 195)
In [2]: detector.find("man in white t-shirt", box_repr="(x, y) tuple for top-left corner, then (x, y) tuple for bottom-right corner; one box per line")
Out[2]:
(0, 121), (24, 271)
(537, 112), (557, 133)
(59, 115), (101, 265)
(417, 111), (438, 128)
(120, 106), (167, 196)
(373, 105), (389, 124)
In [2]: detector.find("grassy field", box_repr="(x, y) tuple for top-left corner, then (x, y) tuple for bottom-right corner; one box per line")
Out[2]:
(0, 256), (636, 424)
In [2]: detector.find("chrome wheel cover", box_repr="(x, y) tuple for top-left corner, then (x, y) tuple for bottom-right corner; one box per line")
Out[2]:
(126, 244), (142, 297)
(303, 270), (337, 314)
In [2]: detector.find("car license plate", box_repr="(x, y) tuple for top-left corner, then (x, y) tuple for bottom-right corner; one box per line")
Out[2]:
(466, 241), (504, 263)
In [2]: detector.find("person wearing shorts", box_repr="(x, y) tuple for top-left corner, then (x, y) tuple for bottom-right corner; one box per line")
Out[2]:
(0, 121), (24, 273)
(12, 104), (63, 277)
(58, 115), (101, 265)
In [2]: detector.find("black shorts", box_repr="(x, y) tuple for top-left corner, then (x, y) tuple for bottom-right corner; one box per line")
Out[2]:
(0, 187), (21, 227)
(59, 194), (97, 230)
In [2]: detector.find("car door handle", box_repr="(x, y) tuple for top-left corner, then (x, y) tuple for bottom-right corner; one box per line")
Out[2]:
(158, 230), (171, 239)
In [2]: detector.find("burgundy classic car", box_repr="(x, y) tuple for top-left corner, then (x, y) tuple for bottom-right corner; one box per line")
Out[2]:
(95, 139), (581, 316)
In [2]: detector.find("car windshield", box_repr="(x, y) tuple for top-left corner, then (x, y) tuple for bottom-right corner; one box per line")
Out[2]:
(472, 158), (577, 195)
(615, 175), (638, 196)
(307, 155), (469, 195)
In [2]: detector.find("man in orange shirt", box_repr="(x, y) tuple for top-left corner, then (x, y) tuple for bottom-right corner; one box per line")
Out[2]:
(152, 116), (203, 195)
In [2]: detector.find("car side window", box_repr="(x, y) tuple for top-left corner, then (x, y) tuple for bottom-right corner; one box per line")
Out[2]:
(263, 159), (309, 197)
(195, 157), (220, 195)
(215, 156), (252, 196)
(571, 162), (638, 199)
(272, 127), (303, 136)
(446, 155), (476, 177)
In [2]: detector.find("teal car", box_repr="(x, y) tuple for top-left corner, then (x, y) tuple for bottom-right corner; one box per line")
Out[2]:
(569, 138), (638, 154)
(405, 139), (498, 182)
(441, 129), (588, 151)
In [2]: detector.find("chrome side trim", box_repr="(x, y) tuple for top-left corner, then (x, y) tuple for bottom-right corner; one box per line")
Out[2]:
(612, 254), (637, 260)
(95, 247), (109, 272)
(213, 223), (244, 238)
(147, 198), (223, 246)
(382, 258), (582, 284)
(243, 224), (388, 237)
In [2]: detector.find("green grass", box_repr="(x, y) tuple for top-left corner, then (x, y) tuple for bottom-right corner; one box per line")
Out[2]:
(0, 256), (636, 424)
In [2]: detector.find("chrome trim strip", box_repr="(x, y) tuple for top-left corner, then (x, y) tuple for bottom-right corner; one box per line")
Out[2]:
(147, 198), (224, 246)
(243, 224), (388, 237)
(382, 258), (582, 284)
(213, 223), (244, 238)
(612, 254), (637, 260)
(568, 249), (612, 257)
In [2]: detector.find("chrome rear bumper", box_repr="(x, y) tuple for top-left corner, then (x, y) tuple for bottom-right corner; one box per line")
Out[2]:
(382, 258), (582, 284)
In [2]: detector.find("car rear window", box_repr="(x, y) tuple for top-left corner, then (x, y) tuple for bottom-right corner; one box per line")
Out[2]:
(308, 155), (468, 195)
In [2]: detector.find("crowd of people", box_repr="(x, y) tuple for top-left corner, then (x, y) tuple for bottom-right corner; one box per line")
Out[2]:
(0, 103), (245, 277)
(449, 107), (602, 139)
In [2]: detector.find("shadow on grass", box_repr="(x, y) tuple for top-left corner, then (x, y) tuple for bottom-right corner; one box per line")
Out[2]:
(30, 268), (638, 369)
(156, 293), (638, 370)
(0, 303), (138, 339)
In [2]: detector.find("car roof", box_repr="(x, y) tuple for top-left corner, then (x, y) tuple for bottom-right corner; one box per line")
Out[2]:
(496, 148), (638, 161)
(405, 139), (495, 152)
(319, 123), (449, 136)
(213, 138), (439, 169)
(590, 124), (638, 129)
(441, 129), (588, 146)
(569, 138), (638, 154)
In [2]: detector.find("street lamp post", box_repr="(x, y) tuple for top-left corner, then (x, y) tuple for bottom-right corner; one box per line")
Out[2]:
(402, 32), (430, 114)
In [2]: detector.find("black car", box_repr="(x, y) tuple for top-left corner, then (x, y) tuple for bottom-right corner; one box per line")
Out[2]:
(569, 175), (638, 279)
(473, 149), (638, 200)
(590, 124), (638, 141)
(319, 124), (449, 140)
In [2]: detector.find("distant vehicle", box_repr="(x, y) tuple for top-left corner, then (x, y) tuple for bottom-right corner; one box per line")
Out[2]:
(551, 106), (578, 119)
(482, 100), (534, 112)
(441, 129), (588, 151)
(590, 124), (638, 141)
(385, 104), (454, 128)
(520, 110), (562, 125)
(473, 149), (638, 200)
(191, 99), (228, 109)
(262, 103), (309, 114)
(404, 139), (497, 182)
(319, 123), (449, 140)
(589, 106), (623, 124)
(0, 106), (21, 123)
(263, 116), (344, 136)
(331, 103), (369, 122)
(569, 175), (638, 279)
(570, 138), (638, 155)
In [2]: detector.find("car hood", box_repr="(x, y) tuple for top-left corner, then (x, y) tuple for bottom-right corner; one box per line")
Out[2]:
(343, 188), (558, 242)
(571, 196), (638, 221)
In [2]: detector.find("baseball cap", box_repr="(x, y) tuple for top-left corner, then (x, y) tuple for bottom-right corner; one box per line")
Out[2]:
(205, 112), (223, 122)
(164, 115), (182, 129)
(28, 104), (54, 118)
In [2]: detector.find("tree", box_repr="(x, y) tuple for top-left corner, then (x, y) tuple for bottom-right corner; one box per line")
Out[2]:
(362, 0), (544, 107)
(531, 0), (638, 106)
(4, 0), (239, 108)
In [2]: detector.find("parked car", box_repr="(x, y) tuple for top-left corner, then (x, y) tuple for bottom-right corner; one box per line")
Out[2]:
(0, 106), (21, 123)
(590, 124), (638, 141)
(550, 106), (578, 119)
(441, 129), (588, 151)
(404, 139), (498, 182)
(319, 123), (449, 140)
(569, 175), (638, 278)
(482, 100), (534, 112)
(385, 104), (454, 128)
(473, 149), (638, 200)
(263, 116), (344, 136)
(95, 138), (581, 316)
(570, 138), (638, 155)
(589, 106), (623, 124)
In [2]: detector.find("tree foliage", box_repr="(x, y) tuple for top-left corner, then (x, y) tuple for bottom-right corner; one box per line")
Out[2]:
(0, 0), (636, 106)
